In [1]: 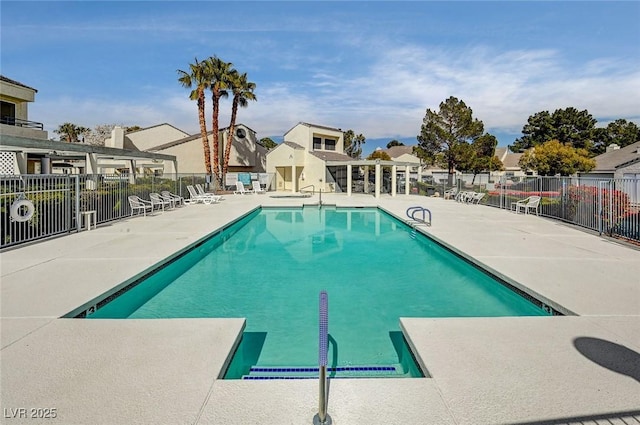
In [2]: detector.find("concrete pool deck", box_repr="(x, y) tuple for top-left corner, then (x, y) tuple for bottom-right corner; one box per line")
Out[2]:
(1, 193), (639, 424)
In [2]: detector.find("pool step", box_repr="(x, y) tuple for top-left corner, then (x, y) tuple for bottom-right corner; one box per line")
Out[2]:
(242, 365), (400, 380)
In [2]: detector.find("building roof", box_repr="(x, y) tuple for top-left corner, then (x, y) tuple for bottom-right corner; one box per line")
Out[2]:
(126, 122), (187, 136)
(502, 152), (523, 169)
(495, 146), (523, 169)
(494, 147), (508, 158)
(283, 122), (342, 136)
(382, 145), (414, 158)
(0, 75), (38, 92)
(147, 123), (255, 152)
(592, 141), (640, 172)
(282, 141), (305, 150)
(309, 151), (353, 161)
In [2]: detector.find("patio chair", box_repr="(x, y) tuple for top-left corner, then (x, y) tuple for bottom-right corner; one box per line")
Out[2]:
(512, 196), (541, 215)
(456, 191), (474, 203)
(233, 181), (253, 195)
(252, 180), (266, 194)
(186, 185), (221, 204)
(196, 183), (225, 200)
(443, 187), (458, 200)
(127, 195), (153, 217)
(161, 190), (184, 208)
(149, 192), (173, 212)
(470, 192), (486, 204)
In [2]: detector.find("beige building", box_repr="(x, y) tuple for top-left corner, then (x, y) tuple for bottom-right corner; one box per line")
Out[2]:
(267, 122), (418, 197)
(581, 142), (640, 180)
(145, 124), (267, 175)
(104, 122), (267, 179)
(494, 147), (527, 179)
(0, 76), (176, 176)
(0, 76), (48, 141)
(267, 122), (350, 192)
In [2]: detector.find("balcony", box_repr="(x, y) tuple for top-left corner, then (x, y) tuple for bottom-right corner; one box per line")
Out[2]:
(1, 116), (44, 130)
(1, 116), (48, 140)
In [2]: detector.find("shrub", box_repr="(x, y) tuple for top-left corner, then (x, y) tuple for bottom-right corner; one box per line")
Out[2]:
(566, 185), (630, 232)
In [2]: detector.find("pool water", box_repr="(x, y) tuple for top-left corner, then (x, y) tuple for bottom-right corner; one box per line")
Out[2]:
(88, 207), (547, 378)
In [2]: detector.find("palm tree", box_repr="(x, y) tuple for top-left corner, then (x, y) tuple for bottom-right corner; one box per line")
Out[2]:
(223, 71), (257, 176)
(54, 122), (89, 143)
(205, 56), (234, 184)
(177, 58), (212, 175)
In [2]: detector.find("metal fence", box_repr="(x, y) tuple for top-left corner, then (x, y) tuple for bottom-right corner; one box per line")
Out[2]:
(445, 174), (639, 242)
(2, 173), (639, 249)
(0, 173), (226, 249)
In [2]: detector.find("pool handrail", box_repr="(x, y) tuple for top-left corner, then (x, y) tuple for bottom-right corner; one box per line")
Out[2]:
(314, 291), (332, 425)
(406, 206), (432, 226)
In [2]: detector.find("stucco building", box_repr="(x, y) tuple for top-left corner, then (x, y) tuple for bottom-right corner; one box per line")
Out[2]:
(267, 122), (418, 197)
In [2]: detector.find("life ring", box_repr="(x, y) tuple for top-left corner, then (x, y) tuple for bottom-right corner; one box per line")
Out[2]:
(10, 199), (35, 222)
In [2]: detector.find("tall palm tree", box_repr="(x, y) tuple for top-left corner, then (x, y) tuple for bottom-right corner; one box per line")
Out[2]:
(177, 58), (212, 175)
(205, 56), (234, 184)
(223, 71), (257, 176)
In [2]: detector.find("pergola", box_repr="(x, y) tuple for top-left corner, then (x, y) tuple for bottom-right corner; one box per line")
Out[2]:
(325, 158), (421, 198)
(0, 134), (178, 176)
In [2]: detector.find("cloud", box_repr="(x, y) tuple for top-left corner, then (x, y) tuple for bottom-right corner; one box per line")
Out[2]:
(32, 40), (640, 145)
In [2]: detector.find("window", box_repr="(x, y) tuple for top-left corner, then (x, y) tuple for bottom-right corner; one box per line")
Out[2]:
(1, 101), (16, 125)
(313, 137), (322, 150)
(324, 139), (336, 151)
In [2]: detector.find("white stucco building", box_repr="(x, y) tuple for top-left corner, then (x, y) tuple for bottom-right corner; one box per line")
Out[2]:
(266, 122), (419, 198)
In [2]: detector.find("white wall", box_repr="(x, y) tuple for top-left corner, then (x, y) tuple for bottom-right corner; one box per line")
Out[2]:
(127, 125), (190, 151)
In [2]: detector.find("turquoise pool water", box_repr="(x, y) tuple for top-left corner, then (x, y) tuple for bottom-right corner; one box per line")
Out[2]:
(88, 207), (547, 378)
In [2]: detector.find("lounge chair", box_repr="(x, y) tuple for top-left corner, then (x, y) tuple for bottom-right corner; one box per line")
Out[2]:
(186, 185), (221, 204)
(469, 192), (486, 204)
(456, 191), (474, 203)
(127, 195), (153, 217)
(149, 192), (173, 212)
(233, 181), (253, 195)
(512, 196), (541, 215)
(161, 191), (184, 208)
(196, 183), (225, 200)
(252, 181), (266, 194)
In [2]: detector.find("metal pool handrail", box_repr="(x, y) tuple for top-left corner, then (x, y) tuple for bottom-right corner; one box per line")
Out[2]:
(406, 206), (432, 226)
(314, 291), (332, 425)
(300, 184), (315, 194)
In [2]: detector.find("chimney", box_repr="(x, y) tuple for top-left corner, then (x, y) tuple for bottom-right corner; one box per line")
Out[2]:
(105, 126), (125, 149)
(606, 143), (620, 152)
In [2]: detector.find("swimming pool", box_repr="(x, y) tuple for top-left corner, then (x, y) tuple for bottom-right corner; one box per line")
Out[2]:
(84, 207), (548, 379)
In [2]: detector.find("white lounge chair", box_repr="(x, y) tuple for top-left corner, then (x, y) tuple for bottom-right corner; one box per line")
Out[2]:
(512, 196), (541, 215)
(128, 195), (153, 216)
(161, 191), (184, 208)
(233, 181), (253, 195)
(196, 183), (225, 200)
(469, 192), (486, 204)
(456, 191), (474, 203)
(186, 185), (221, 204)
(252, 181), (266, 194)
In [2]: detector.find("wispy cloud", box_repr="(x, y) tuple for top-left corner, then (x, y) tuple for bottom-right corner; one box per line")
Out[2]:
(19, 3), (639, 148)
(33, 41), (640, 144)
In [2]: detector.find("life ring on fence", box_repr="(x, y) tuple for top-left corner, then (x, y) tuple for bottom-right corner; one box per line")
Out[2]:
(10, 199), (35, 222)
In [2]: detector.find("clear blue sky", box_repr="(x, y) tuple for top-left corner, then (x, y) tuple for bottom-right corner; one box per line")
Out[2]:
(2, 1), (639, 155)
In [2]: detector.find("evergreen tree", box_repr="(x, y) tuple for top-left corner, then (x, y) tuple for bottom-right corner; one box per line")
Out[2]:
(416, 96), (484, 184)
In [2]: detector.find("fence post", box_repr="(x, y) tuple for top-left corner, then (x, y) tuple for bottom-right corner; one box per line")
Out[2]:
(74, 175), (81, 232)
